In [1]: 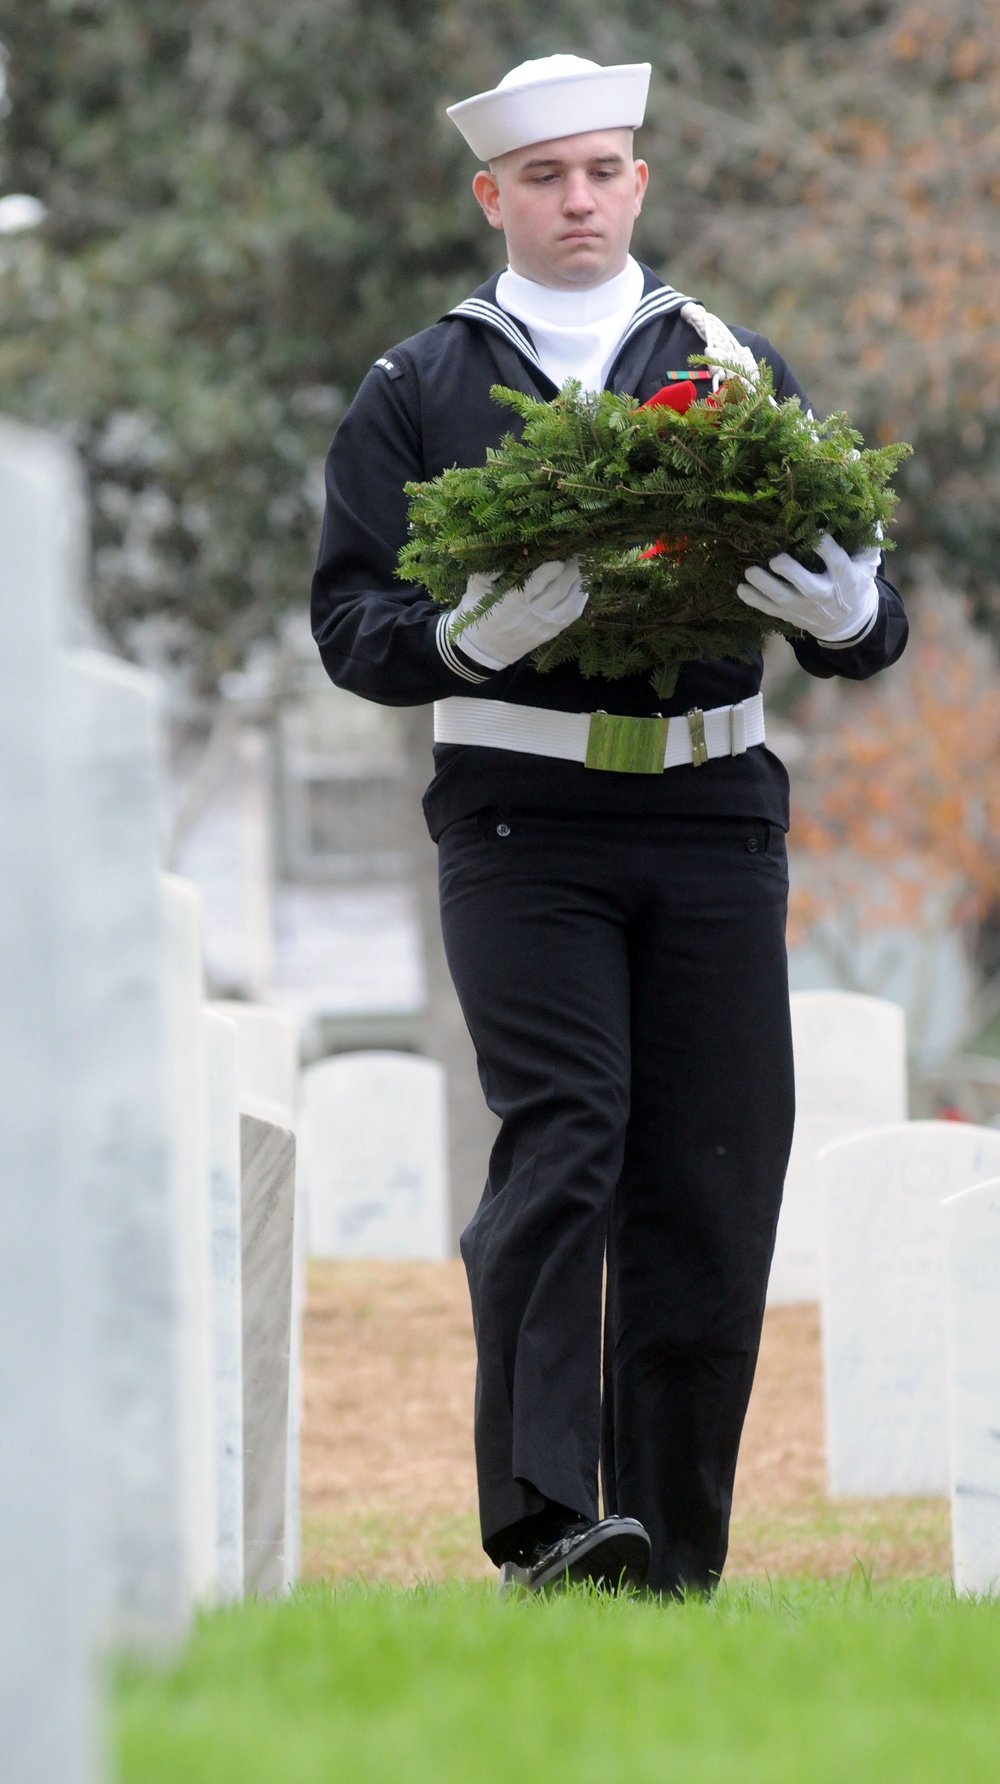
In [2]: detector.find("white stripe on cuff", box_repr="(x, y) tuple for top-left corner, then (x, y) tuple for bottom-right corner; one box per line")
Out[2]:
(814, 600), (881, 651)
(435, 611), (491, 683)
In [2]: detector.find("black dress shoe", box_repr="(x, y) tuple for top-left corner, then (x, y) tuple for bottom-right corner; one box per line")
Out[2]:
(497, 1516), (651, 1595)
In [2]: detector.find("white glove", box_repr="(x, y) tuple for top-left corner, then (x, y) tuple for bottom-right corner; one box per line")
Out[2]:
(737, 533), (881, 645)
(448, 557), (587, 670)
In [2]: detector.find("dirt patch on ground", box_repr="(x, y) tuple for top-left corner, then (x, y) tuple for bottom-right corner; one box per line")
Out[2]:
(302, 1259), (486, 1582)
(301, 1260), (950, 1586)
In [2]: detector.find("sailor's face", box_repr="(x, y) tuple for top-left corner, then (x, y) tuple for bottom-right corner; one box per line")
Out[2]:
(472, 129), (648, 289)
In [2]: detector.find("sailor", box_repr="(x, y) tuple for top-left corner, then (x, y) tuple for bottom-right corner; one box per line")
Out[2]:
(311, 54), (907, 1596)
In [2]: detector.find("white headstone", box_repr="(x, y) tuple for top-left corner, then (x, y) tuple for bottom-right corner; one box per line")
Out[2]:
(161, 875), (217, 1604)
(207, 999), (299, 1127)
(769, 991), (907, 1303)
(283, 1168), (306, 1592)
(0, 424), (99, 1779)
(821, 1121), (1000, 1494)
(303, 1051), (448, 1258)
(943, 1176), (1000, 1595)
(203, 1011), (244, 1601)
(64, 653), (192, 1653)
(241, 1112), (297, 1596)
(208, 998), (302, 1573)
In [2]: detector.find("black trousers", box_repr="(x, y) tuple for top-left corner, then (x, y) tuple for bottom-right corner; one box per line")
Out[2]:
(437, 808), (795, 1596)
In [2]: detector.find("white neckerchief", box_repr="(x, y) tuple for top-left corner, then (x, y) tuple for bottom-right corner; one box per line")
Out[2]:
(496, 256), (646, 394)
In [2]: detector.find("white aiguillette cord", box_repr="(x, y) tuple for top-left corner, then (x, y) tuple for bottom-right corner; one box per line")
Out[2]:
(680, 301), (759, 387)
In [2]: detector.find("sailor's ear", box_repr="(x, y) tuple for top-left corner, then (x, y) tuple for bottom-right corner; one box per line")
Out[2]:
(633, 159), (649, 214)
(473, 167), (504, 230)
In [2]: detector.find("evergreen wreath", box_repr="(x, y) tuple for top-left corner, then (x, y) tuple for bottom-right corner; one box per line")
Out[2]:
(399, 360), (911, 698)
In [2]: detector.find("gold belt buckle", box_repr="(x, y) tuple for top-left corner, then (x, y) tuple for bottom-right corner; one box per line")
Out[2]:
(687, 707), (709, 766)
(585, 711), (669, 774)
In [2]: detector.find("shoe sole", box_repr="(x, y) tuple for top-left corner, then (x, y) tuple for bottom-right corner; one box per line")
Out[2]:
(499, 1519), (651, 1596)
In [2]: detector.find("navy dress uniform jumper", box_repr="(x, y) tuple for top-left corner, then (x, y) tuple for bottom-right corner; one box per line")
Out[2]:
(311, 263), (908, 1595)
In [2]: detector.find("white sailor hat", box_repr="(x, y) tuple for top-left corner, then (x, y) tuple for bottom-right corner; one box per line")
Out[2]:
(446, 54), (651, 163)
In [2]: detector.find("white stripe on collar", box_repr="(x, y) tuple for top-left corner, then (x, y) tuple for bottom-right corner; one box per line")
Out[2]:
(612, 286), (692, 357)
(446, 298), (546, 374)
(447, 281), (693, 383)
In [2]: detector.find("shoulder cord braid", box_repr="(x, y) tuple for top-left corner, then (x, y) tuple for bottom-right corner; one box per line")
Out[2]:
(679, 302), (759, 388)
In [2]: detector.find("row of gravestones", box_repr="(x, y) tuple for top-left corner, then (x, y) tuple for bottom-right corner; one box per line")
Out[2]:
(766, 989), (1000, 1595)
(291, 990), (903, 1274)
(292, 991), (906, 1271)
(0, 425), (302, 1784)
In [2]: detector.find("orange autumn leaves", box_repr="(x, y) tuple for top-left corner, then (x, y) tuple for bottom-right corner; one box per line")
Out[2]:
(790, 602), (1000, 942)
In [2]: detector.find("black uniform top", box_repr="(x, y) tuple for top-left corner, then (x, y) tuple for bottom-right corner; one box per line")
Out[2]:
(311, 264), (908, 840)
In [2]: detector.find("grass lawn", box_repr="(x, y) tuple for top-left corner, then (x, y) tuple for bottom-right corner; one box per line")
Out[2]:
(117, 1576), (1000, 1783)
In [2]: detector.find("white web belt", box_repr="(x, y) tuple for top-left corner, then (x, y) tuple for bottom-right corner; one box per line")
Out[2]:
(433, 693), (765, 775)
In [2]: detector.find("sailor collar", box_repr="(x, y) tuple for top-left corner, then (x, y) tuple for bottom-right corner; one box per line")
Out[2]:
(443, 264), (694, 381)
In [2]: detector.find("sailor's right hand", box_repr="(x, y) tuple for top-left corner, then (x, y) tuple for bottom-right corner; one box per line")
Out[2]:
(447, 558), (587, 670)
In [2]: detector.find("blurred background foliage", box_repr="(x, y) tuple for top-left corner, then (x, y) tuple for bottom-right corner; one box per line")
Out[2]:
(0, 0), (998, 684)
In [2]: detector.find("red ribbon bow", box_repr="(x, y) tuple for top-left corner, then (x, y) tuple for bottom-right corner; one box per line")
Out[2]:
(642, 381), (699, 416)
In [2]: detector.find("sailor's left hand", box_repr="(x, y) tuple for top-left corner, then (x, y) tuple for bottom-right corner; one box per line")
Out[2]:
(737, 534), (881, 645)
